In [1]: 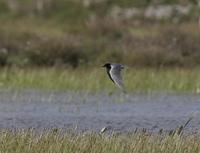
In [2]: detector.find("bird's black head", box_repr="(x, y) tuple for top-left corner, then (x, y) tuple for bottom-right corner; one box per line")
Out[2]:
(102, 63), (111, 69)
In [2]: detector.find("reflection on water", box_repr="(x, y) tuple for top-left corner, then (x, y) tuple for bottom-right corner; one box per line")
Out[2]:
(0, 90), (200, 133)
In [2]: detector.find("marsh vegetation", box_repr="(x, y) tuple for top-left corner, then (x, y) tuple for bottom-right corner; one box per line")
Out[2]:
(0, 68), (200, 93)
(1, 129), (200, 153)
(0, 0), (199, 68)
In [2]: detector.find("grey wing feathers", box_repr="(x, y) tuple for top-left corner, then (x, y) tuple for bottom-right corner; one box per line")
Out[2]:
(110, 64), (124, 89)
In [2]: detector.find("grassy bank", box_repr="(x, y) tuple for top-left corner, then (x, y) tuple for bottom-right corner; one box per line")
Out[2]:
(0, 129), (200, 153)
(0, 20), (199, 68)
(0, 1), (199, 68)
(1, 68), (200, 92)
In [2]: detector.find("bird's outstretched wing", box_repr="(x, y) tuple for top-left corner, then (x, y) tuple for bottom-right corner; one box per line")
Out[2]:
(110, 64), (124, 90)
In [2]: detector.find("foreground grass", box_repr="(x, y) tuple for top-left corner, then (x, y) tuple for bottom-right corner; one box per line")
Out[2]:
(1, 68), (200, 92)
(0, 130), (200, 153)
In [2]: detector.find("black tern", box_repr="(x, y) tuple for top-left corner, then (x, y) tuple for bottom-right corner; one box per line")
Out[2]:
(102, 63), (125, 92)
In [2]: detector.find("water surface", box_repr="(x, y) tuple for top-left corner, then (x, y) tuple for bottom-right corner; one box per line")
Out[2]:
(0, 90), (200, 133)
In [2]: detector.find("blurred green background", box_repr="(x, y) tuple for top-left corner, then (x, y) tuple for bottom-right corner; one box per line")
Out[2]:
(0, 0), (199, 68)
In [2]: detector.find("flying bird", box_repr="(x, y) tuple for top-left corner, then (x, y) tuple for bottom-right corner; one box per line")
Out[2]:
(102, 63), (126, 92)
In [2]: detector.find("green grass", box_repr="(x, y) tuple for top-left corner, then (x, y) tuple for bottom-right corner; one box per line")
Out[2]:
(1, 68), (200, 93)
(0, 129), (200, 153)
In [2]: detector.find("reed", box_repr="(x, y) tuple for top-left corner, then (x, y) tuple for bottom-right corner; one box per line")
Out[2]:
(0, 128), (199, 153)
(0, 67), (200, 92)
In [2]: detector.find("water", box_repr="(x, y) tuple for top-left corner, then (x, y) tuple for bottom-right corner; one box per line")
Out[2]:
(0, 90), (200, 133)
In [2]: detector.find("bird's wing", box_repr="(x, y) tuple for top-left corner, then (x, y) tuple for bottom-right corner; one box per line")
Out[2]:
(110, 64), (124, 89)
